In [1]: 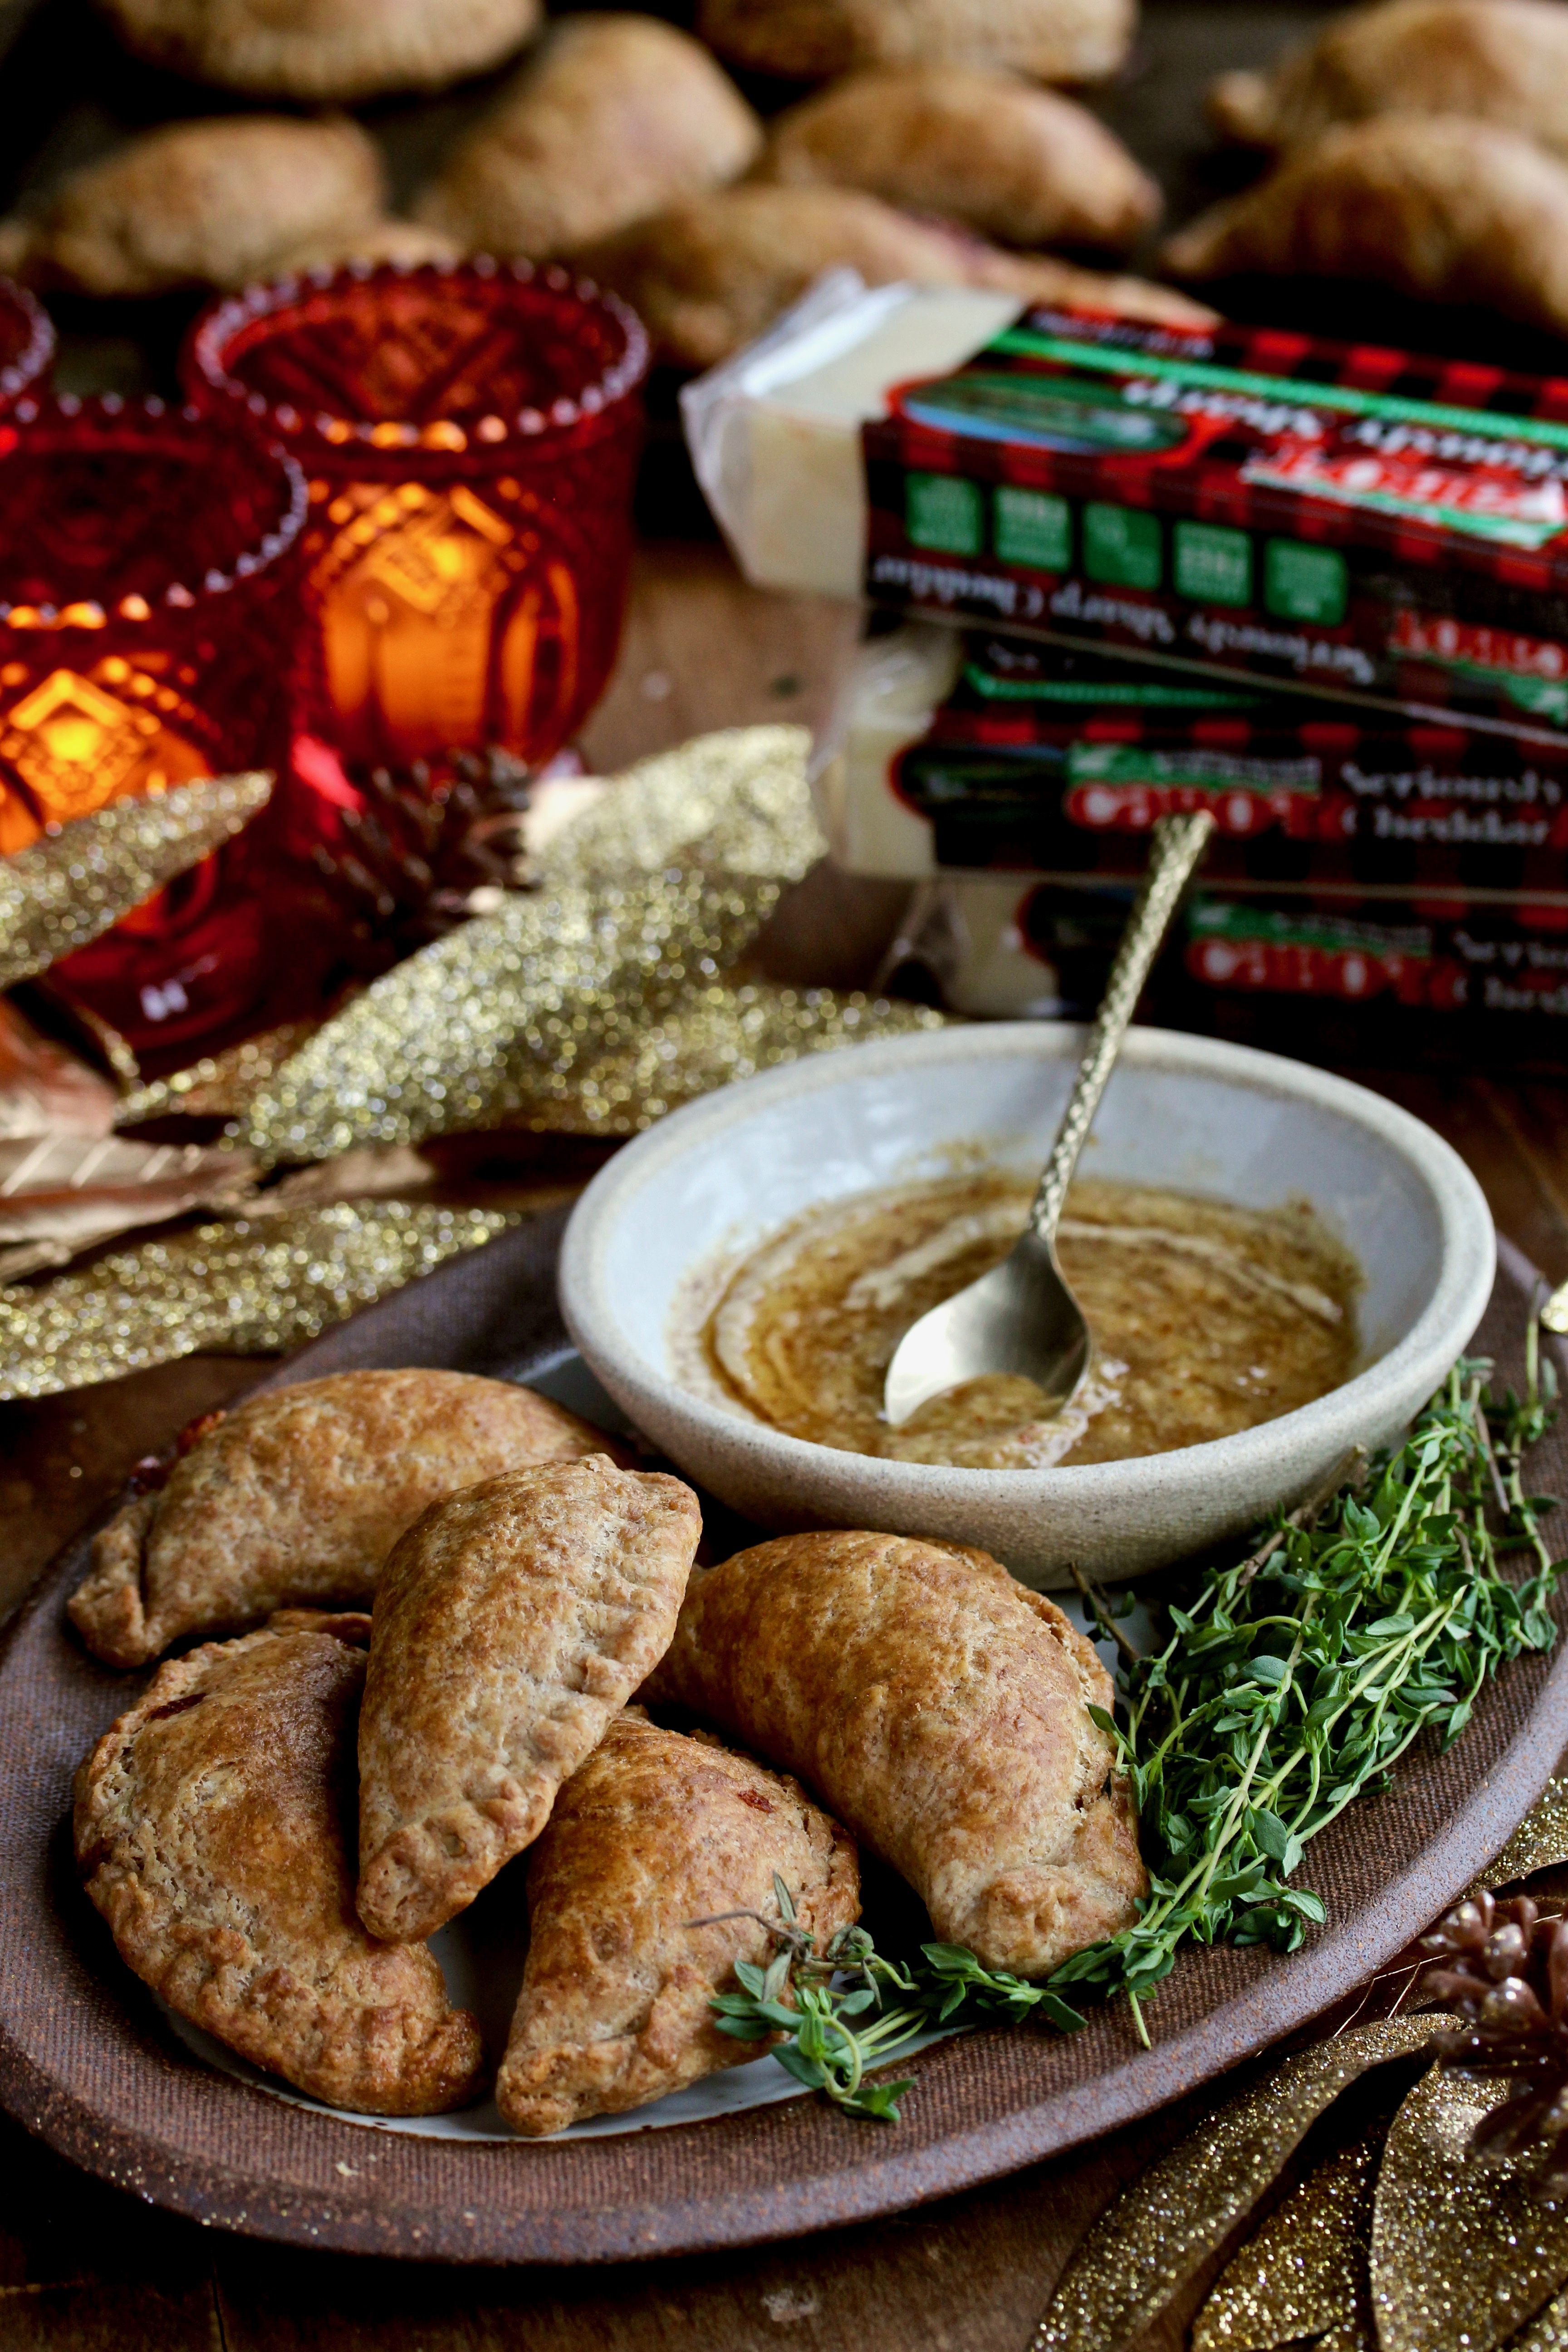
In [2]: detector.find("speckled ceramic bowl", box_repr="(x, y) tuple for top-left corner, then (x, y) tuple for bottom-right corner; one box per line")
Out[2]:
(558, 1024), (1495, 1585)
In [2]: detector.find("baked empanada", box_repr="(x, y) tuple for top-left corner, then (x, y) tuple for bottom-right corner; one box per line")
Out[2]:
(496, 1709), (859, 2135)
(74, 1616), (484, 2116)
(0, 116), (385, 298)
(95, 0), (540, 103)
(1162, 114), (1568, 337)
(762, 66), (1159, 250)
(642, 1530), (1145, 1977)
(585, 184), (1213, 370)
(413, 15), (762, 261)
(697, 0), (1135, 84)
(357, 1457), (701, 1943)
(69, 1368), (619, 1670)
(1209, 0), (1568, 157)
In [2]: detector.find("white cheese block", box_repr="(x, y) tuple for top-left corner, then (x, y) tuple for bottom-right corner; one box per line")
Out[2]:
(811, 624), (960, 878)
(681, 272), (1019, 601)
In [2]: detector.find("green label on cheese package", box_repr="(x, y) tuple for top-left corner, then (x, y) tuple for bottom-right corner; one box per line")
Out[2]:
(906, 472), (984, 556)
(1173, 521), (1252, 607)
(993, 486), (1072, 569)
(1083, 503), (1162, 590)
(1265, 540), (1348, 625)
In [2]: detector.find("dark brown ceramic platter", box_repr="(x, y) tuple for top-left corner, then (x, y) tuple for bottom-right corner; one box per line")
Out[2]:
(0, 1212), (1564, 2266)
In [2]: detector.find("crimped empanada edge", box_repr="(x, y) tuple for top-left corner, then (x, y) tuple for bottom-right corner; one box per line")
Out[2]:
(66, 1490), (160, 1668)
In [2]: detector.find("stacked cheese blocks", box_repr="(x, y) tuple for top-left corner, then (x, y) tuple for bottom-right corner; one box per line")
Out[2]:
(685, 279), (1568, 1047)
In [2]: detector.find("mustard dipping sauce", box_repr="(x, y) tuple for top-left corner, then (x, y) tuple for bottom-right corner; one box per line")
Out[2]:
(700, 1172), (1360, 1469)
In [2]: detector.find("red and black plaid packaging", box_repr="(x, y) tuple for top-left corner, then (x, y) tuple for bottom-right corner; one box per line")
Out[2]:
(823, 626), (1568, 897)
(862, 309), (1568, 738)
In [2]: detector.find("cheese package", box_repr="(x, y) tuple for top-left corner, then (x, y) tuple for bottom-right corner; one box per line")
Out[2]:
(889, 871), (1568, 1036)
(687, 276), (1568, 737)
(818, 622), (1568, 889)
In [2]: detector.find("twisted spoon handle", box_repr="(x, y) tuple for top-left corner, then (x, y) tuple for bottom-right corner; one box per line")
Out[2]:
(1027, 808), (1215, 1245)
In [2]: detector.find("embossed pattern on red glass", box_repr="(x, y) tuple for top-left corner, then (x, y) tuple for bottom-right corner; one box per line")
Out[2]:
(0, 397), (309, 1064)
(0, 279), (53, 409)
(184, 260), (649, 771)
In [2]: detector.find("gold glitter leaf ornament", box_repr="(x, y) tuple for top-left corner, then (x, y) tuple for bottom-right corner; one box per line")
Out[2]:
(1467, 1776), (1568, 1895)
(239, 726), (940, 1161)
(1031, 2015), (1446, 2352)
(0, 771), (272, 990)
(1514, 2282), (1568, 2352)
(1371, 2063), (1568, 2352)
(0, 1201), (514, 1399)
(1193, 2134), (1377, 2352)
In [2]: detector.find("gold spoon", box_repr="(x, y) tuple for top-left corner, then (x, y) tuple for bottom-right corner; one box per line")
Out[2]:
(882, 809), (1216, 1430)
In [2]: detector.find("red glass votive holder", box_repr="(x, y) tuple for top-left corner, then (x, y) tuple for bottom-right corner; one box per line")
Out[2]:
(0, 396), (309, 1062)
(0, 280), (53, 411)
(183, 260), (649, 774)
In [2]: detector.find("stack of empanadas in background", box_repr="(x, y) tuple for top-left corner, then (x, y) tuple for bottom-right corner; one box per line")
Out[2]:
(413, 15), (764, 261)
(696, 0), (1137, 83)
(1163, 112), (1568, 337)
(583, 185), (1214, 372)
(10, 0), (1183, 360)
(1168, 0), (1568, 332)
(0, 116), (451, 298)
(73, 1370), (1143, 2134)
(94, 0), (541, 101)
(409, 13), (1194, 368)
(759, 66), (1161, 252)
(1207, 0), (1568, 155)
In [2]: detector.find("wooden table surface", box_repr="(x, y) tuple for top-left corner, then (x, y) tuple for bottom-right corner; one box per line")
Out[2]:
(5, 547), (1568, 2352)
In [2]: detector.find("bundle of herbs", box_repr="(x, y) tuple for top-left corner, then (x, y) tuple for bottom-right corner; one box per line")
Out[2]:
(1055, 1340), (1561, 2040)
(714, 1339), (1563, 2114)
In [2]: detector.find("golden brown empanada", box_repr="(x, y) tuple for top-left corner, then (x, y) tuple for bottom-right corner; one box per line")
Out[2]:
(697, 0), (1135, 84)
(585, 184), (1213, 370)
(0, 116), (386, 297)
(69, 1368), (620, 1670)
(74, 1616), (485, 2116)
(496, 1709), (859, 2135)
(762, 66), (1160, 250)
(413, 15), (762, 261)
(357, 1457), (702, 1944)
(1162, 114), (1568, 337)
(94, 0), (540, 103)
(1209, 0), (1568, 157)
(643, 1530), (1145, 1977)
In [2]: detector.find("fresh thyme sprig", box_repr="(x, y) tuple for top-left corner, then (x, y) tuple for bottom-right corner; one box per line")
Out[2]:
(1050, 1348), (1563, 2045)
(706, 1877), (1085, 2120)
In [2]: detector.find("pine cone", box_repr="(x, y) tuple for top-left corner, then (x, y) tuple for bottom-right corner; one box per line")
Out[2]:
(1421, 1891), (1568, 2190)
(310, 747), (536, 962)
